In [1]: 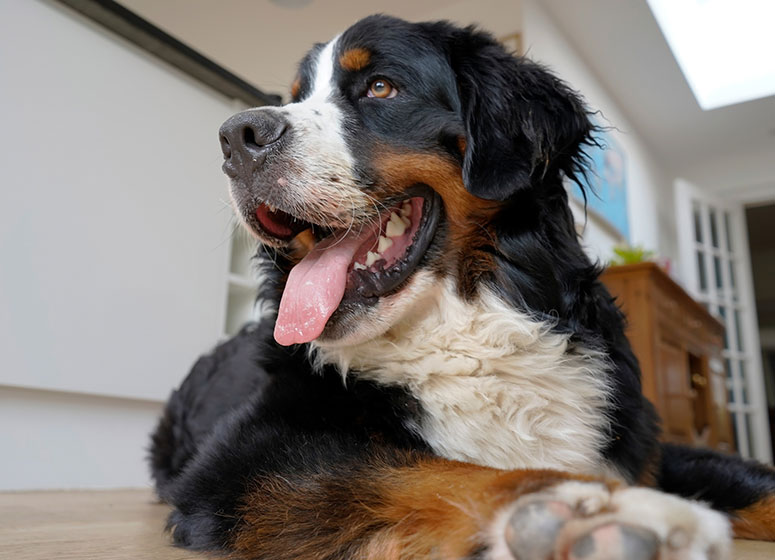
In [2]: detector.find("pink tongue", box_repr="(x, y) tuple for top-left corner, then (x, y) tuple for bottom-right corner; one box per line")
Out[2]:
(274, 231), (371, 346)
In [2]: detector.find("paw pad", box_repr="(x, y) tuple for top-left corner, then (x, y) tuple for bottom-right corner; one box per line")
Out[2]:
(568, 524), (658, 560)
(505, 500), (573, 559)
(497, 483), (729, 560)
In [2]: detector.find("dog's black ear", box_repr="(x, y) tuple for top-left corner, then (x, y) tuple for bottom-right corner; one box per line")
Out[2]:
(449, 28), (594, 201)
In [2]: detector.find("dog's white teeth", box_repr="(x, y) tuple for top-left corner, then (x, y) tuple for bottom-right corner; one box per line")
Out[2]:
(377, 235), (393, 253)
(267, 203), (277, 213)
(353, 207), (412, 273)
(400, 201), (412, 218)
(385, 212), (408, 238)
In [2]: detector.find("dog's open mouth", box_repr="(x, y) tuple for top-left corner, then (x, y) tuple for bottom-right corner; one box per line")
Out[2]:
(260, 185), (440, 346)
(254, 203), (310, 241)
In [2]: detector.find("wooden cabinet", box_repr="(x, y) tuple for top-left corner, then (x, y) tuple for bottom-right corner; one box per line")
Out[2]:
(600, 263), (734, 451)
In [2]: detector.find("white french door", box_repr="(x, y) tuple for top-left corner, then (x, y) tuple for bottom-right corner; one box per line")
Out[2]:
(675, 179), (772, 462)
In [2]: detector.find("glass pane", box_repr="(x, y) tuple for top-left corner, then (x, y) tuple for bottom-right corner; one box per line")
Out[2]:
(740, 360), (748, 404)
(726, 378), (734, 404)
(719, 305), (728, 350)
(693, 205), (703, 243)
(734, 308), (744, 352)
(729, 259), (737, 299)
(745, 414), (756, 458)
(724, 211), (733, 252)
(730, 412), (740, 451)
(697, 251), (707, 292)
(714, 256), (723, 290)
(710, 208), (719, 248)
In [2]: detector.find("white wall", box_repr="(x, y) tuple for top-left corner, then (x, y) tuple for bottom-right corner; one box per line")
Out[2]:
(682, 145), (775, 197)
(0, 0), (238, 489)
(0, 386), (163, 490)
(0, 0), (236, 402)
(521, 0), (676, 268)
(420, 0), (521, 38)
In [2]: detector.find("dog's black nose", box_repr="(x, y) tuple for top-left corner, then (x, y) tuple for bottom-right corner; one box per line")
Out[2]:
(219, 110), (288, 177)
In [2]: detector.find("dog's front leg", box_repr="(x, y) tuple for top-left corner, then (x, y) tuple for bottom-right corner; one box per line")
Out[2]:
(232, 453), (730, 560)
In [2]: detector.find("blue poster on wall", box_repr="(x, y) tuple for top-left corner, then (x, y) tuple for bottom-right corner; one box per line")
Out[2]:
(572, 130), (629, 242)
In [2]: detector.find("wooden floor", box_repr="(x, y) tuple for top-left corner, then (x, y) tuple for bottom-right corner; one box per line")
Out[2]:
(0, 489), (773, 559)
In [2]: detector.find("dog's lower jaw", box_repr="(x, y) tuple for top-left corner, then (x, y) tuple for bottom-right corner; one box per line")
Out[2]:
(315, 278), (613, 475)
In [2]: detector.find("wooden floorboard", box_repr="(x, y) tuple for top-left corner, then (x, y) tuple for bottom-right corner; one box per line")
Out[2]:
(0, 489), (197, 560)
(0, 489), (772, 559)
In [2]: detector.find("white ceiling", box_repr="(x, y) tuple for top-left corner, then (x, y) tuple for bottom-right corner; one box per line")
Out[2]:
(119, 0), (775, 190)
(120, 0), (467, 95)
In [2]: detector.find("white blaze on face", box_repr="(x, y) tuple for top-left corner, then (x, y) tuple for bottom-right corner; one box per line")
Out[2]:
(273, 35), (369, 228)
(273, 36), (378, 346)
(310, 37), (339, 98)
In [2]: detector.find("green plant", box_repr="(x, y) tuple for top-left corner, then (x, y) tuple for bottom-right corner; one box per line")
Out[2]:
(609, 245), (655, 266)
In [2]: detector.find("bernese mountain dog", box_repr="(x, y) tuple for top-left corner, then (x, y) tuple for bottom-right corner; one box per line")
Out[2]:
(150, 15), (775, 560)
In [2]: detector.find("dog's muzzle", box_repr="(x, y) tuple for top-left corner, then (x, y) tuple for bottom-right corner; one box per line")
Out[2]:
(219, 109), (288, 180)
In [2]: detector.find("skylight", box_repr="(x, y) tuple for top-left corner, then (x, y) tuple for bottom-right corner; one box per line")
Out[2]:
(647, 0), (775, 110)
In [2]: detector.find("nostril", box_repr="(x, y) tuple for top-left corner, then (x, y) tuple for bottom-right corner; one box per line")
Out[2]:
(218, 110), (288, 166)
(243, 126), (259, 148)
(242, 123), (286, 150)
(219, 134), (232, 159)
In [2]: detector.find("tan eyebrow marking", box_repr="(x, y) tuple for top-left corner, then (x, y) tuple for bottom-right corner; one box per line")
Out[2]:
(290, 77), (301, 99)
(339, 48), (371, 72)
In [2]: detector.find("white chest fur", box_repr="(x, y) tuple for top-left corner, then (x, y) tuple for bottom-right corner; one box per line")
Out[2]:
(317, 280), (613, 474)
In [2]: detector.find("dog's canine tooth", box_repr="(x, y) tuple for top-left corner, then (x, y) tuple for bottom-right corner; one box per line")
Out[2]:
(385, 212), (407, 238)
(365, 251), (379, 267)
(377, 235), (393, 253)
(353, 262), (367, 271)
(400, 201), (412, 218)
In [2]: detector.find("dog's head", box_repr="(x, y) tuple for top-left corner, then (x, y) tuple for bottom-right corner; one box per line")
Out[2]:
(219, 15), (593, 347)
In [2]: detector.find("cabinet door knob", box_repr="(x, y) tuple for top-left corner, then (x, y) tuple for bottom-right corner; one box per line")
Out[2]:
(691, 373), (708, 388)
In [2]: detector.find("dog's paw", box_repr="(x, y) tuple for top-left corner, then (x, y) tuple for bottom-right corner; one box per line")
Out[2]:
(166, 508), (226, 551)
(488, 481), (730, 560)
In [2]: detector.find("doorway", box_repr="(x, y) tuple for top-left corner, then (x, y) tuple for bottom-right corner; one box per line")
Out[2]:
(745, 202), (775, 460)
(676, 179), (772, 462)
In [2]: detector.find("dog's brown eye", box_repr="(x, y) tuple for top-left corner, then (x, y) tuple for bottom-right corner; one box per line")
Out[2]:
(367, 79), (397, 99)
